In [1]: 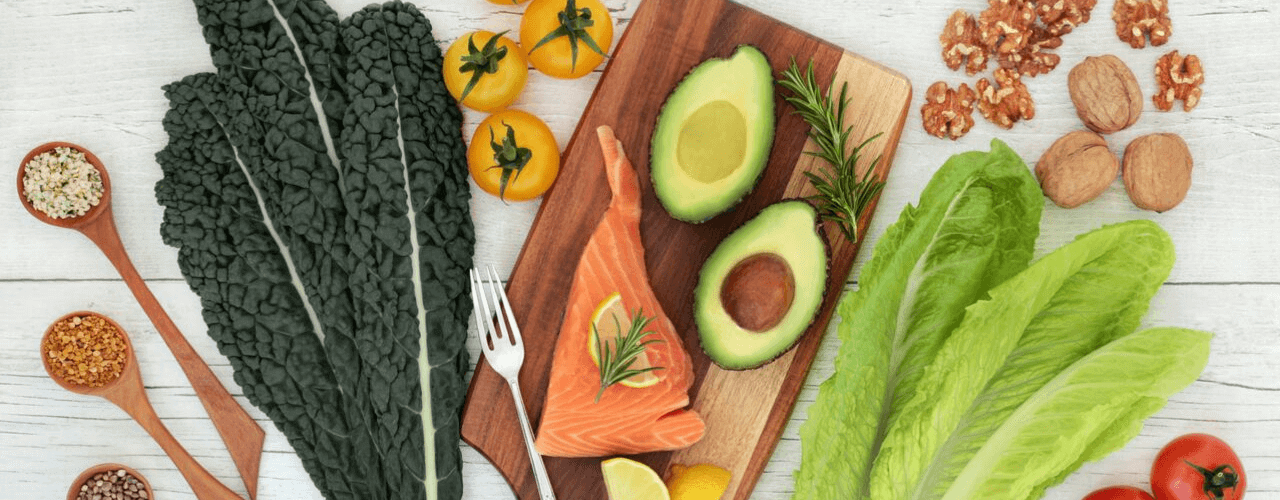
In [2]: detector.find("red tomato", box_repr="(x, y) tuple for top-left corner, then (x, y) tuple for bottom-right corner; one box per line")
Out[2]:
(1152, 434), (1245, 500)
(1084, 486), (1155, 500)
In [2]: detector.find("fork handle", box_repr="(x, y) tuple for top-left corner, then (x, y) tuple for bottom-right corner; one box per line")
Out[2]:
(506, 377), (557, 500)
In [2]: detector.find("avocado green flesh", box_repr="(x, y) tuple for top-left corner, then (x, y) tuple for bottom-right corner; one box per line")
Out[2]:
(677, 100), (747, 183)
(651, 45), (774, 222)
(695, 200), (828, 370)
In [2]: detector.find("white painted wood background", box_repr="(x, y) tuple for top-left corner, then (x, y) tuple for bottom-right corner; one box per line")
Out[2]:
(1, 0), (1276, 498)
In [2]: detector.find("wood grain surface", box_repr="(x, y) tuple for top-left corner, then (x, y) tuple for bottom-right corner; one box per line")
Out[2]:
(459, 0), (911, 497)
(3, 0), (1278, 499)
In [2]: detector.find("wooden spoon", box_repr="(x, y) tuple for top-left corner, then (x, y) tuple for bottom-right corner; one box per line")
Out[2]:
(19, 142), (264, 499)
(42, 312), (243, 500)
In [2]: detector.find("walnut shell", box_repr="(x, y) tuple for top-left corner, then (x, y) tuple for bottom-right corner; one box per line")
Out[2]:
(1068, 55), (1143, 134)
(1035, 130), (1118, 208)
(1123, 133), (1193, 212)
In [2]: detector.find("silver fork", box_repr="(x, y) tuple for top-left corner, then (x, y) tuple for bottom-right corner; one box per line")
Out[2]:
(471, 266), (557, 500)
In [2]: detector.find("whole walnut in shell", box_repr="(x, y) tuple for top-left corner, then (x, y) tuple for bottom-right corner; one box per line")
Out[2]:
(1123, 133), (1193, 212)
(1036, 130), (1118, 208)
(1068, 55), (1142, 134)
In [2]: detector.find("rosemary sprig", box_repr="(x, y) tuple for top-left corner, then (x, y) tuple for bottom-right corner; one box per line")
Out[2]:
(777, 59), (886, 244)
(595, 308), (664, 403)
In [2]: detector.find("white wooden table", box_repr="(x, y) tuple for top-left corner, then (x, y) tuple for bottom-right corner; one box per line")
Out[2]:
(2, 0), (1277, 498)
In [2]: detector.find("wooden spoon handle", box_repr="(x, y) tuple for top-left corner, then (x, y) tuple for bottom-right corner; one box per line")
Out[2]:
(107, 380), (244, 500)
(78, 215), (264, 499)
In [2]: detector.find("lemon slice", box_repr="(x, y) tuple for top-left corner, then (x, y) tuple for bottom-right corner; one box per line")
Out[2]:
(601, 457), (670, 500)
(665, 463), (731, 500)
(588, 292), (660, 388)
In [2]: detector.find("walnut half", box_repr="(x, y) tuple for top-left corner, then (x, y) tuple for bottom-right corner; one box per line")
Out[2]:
(977, 68), (1036, 129)
(1154, 50), (1204, 112)
(1113, 0), (1171, 49)
(941, 10), (990, 75)
(1036, 0), (1098, 36)
(922, 81), (977, 140)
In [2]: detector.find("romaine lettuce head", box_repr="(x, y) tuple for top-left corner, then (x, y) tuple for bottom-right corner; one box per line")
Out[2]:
(795, 139), (1211, 500)
(795, 139), (1043, 499)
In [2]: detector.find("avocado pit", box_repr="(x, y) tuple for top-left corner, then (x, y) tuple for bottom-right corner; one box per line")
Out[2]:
(720, 253), (795, 332)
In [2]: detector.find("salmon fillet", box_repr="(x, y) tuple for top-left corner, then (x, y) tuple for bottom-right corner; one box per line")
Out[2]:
(533, 126), (705, 458)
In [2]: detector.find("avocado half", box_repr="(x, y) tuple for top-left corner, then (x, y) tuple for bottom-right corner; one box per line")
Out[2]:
(695, 200), (829, 370)
(650, 45), (775, 223)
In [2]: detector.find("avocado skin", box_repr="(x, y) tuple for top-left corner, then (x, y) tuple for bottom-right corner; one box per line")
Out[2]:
(650, 45), (775, 223)
(695, 200), (830, 370)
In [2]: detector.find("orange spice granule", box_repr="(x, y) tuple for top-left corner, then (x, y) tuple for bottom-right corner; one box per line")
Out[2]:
(43, 315), (128, 387)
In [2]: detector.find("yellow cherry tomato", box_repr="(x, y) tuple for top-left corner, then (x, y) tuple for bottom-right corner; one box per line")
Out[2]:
(520, 0), (614, 79)
(468, 110), (560, 202)
(443, 31), (529, 112)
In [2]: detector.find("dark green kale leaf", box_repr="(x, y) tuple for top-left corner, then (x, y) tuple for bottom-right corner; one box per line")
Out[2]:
(155, 1), (472, 499)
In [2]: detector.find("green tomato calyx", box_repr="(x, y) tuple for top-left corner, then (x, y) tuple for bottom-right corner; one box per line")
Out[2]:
(529, 0), (607, 72)
(487, 122), (533, 202)
(459, 31), (510, 102)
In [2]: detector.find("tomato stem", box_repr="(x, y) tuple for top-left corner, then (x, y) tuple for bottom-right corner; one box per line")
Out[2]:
(528, 0), (607, 73)
(458, 31), (510, 102)
(1184, 460), (1240, 500)
(486, 121), (533, 203)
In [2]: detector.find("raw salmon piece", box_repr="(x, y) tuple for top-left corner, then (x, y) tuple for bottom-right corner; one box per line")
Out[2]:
(534, 126), (704, 458)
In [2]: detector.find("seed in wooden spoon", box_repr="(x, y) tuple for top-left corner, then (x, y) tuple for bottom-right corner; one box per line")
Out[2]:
(22, 146), (103, 219)
(76, 468), (149, 500)
(44, 315), (128, 387)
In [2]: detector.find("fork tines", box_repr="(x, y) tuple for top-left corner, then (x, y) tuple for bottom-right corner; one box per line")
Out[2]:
(470, 266), (522, 351)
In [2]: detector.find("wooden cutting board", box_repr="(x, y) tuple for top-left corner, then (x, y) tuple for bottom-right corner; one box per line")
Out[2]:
(460, 0), (911, 498)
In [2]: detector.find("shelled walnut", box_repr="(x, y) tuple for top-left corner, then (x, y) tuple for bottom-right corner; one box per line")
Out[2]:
(977, 68), (1036, 128)
(1036, 0), (1097, 36)
(979, 0), (1037, 63)
(998, 25), (1062, 77)
(941, 10), (990, 75)
(1068, 55), (1143, 134)
(922, 82), (978, 140)
(1113, 0), (1171, 48)
(1154, 50), (1204, 112)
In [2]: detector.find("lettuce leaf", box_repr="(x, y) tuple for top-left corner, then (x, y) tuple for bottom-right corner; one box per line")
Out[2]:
(943, 327), (1210, 499)
(875, 220), (1179, 499)
(155, 2), (471, 499)
(794, 140), (1043, 499)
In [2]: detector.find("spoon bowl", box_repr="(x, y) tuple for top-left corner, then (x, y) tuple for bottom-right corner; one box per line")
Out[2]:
(40, 311), (135, 398)
(17, 142), (112, 229)
(66, 463), (154, 500)
(40, 311), (244, 500)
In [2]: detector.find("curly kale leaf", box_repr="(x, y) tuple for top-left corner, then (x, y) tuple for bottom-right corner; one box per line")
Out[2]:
(156, 1), (472, 499)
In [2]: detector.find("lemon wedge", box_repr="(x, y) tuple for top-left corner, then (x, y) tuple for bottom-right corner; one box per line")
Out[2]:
(666, 463), (731, 500)
(601, 457), (670, 500)
(588, 292), (660, 389)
